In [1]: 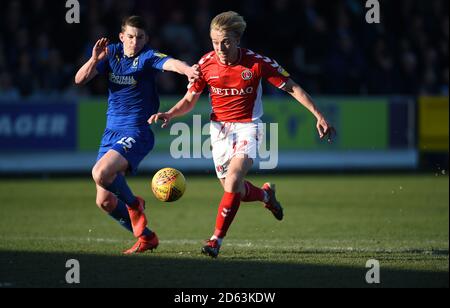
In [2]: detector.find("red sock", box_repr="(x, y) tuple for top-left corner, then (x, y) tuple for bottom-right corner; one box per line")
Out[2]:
(241, 181), (265, 202)
(214, 192), (241, 239)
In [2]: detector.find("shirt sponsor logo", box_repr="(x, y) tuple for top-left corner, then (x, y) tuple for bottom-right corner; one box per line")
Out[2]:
(109, 73), (137, 86)
(210, 86), (254, 96)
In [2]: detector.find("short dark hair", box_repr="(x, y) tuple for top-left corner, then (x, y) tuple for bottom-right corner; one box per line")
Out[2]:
(121, 16), (147, 33)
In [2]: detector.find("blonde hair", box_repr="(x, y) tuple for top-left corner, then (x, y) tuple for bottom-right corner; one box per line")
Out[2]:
(210, 11), (247, 39)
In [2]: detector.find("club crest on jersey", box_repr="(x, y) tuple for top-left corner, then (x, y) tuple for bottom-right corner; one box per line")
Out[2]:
(132, 57), (139, 68)
(242, 69), (253, 81)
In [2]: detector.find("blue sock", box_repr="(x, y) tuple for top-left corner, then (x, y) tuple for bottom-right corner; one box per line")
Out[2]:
(109, 200), (152, 236)
(106, 174), (137, 206)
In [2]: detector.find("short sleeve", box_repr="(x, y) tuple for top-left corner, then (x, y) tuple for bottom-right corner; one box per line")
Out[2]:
(261, 58), (290, 89)
(145, 51), (172, 71)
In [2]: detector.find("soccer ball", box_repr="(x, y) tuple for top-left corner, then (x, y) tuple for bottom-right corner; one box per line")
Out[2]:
(151, 168), (186, 202)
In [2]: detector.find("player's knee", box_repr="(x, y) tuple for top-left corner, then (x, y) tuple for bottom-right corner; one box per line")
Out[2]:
(92, 166), (113, 187)
(91, 166), (100, 183)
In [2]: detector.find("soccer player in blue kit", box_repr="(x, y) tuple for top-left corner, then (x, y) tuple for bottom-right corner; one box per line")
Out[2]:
(75, 16), (200, 254)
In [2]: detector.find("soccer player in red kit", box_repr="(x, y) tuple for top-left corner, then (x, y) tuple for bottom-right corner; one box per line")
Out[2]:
(149, 11), (333, 258)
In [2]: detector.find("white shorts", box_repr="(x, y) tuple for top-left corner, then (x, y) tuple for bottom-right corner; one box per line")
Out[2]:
(210, 120), (264, 179)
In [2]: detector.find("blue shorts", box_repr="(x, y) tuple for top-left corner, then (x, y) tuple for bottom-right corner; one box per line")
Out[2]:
(96, 127), (155, 175)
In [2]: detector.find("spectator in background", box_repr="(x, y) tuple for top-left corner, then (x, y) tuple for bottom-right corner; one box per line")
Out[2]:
(14, 52), (36, 98)
(161, 10), (198, 92)
(291, 0), (330, 93)
(0, 72), (20, 101)
(324, 6), (365, 94)
(421, 68), (439, 95)
(39, 49), (71, 97)
(440, 68), (449, 96)
(162, 9), (197, 62)
(193, 0), (213, 52)
(0, 0), (448, 99)
(399, 51), (420, 95)
(367, 38), (399, 94)
(325, 33), (365, 94)
(35, 33), (51, 68)
(0, 41), (6, 70)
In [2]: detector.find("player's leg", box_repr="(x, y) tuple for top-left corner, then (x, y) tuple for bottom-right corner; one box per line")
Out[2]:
(240, 180), (267, 202)
(217, 155), (253, 236)
(219, 177), (264, 201)
(223, 156), (253, 192)
(92, 150), (137, 205)
(238, 120), (283, 220)
(96, 184), (133, 232)
(92, 150), (147, 238)
(260, 182), (284, 221)
(219, 173), (283, 221)
(203, 122), (252, 257)
(238, 178), (284, 221)
(95, 184), (118, 213)
(202, 155), (253, 258)
(95, 183), (158, 254)
(95, 184), (150, 234)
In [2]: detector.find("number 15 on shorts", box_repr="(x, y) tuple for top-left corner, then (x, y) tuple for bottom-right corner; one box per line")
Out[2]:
(117, 137), (136, 149)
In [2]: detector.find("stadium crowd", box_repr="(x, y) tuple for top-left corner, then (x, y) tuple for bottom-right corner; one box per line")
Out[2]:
(0, 0), (448, 100)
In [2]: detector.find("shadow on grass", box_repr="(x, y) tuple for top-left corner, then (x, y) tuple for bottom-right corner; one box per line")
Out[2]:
(0, 250), (448, 288)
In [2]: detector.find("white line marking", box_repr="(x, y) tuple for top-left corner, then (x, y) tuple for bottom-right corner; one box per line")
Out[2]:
(0, 236), (447, 254)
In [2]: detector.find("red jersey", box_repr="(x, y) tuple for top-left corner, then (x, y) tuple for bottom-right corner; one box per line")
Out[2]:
(189, 48), (290, 123)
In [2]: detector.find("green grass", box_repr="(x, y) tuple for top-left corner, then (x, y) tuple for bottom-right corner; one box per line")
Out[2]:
(0, 175), (448, 288)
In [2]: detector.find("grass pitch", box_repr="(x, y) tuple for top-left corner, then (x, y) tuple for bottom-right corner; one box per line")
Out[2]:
(0, 174), (448, 288)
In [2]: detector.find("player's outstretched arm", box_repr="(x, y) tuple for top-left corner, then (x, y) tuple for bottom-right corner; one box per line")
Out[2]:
(163, 60), (200, 83)
(148, 91), (201, 128)
(281, 79), (334, 141)
(75, 38), (109, 85)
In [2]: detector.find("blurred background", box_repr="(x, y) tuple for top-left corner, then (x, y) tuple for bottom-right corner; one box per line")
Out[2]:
(0, 0), (448, 175)
(1, 1), (448, 289)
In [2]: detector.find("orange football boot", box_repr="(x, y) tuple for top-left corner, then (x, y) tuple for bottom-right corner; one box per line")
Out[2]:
(123, 232), (159, 255)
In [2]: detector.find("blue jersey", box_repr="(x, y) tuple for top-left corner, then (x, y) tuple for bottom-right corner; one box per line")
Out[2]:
(96, 43), (171, 130)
